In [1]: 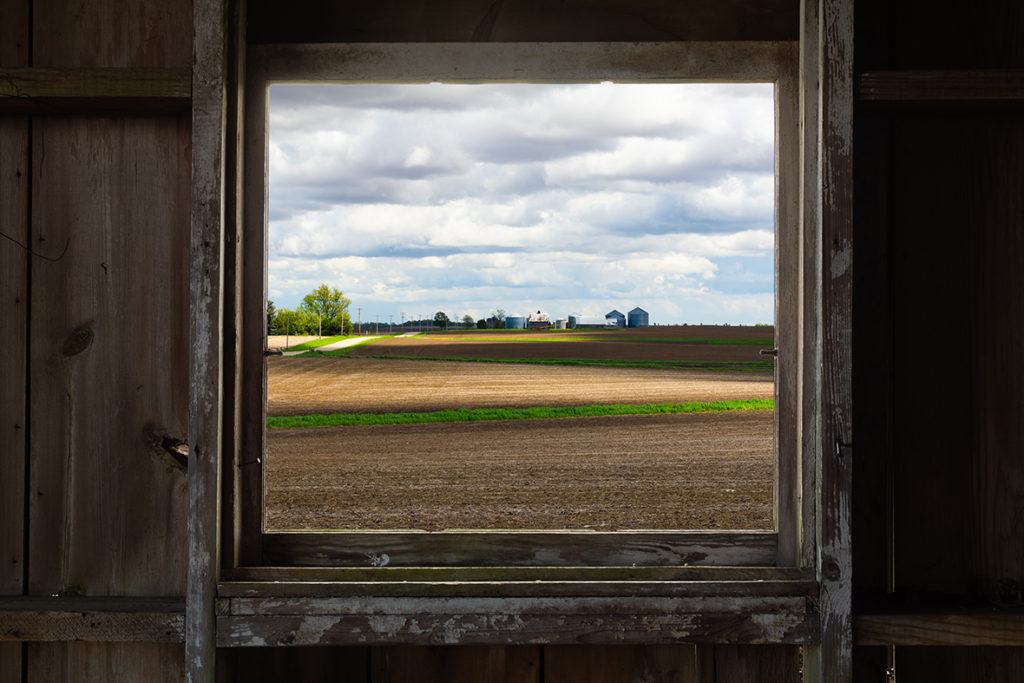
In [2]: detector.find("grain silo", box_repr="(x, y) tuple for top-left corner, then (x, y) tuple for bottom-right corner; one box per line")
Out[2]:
(505, 315), (526, 329)
(605, 309), (626, 328)
(628, 307), (650, 327)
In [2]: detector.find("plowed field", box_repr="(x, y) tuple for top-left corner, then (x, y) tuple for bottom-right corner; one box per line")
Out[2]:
(266, 326), (775, 531)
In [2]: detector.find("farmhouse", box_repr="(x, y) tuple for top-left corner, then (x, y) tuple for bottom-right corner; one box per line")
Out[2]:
(2, 1), (1022, 681)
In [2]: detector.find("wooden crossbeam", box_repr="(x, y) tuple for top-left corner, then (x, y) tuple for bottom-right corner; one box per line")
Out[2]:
(0, 597), (184, 643)
(0, 67), (191, 113)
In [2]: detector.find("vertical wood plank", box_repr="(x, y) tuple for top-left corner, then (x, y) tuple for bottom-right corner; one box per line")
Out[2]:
(32, 0), (192, 68)
(712, 645), (801, 683)
(188, 0), (228, 679)
(970, 119), (1024, 610)
(217, 646), (369, 682)
(805, 0), (855, 681)
(545, 644), (708, 683)
(775, 46), (802, 567)
(0, 119), (27, 683)
(897, 647), (1024, 683)
(27, 117), (191, 597)
(373, 645), (539, 683)
(27, 642), (185, 682)
(0, 0), (30, 613)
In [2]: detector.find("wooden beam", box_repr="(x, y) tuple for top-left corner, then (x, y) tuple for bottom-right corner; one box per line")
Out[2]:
(187, 0), (227, 681)
(217, 595), (817, 647)
(855, 610), (1024, 647)
(804, 0), (854, 679)
(262, 531), (778, 568)
(248, 41), (796, 84)
(226, 566), (817, 583)
(0, 597), (184, 643)
(857, 70), (1024, 105)
(218, 579), (819, 599)
(0, 68), (191, 113)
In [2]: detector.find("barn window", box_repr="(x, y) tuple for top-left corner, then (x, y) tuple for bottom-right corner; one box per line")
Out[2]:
(228, 42), (805, 574)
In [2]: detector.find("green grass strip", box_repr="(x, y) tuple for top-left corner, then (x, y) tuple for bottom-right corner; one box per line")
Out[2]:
(311, 352), (773, 371)
(285, 335), (349, 351)
(267, 399), (774, 429)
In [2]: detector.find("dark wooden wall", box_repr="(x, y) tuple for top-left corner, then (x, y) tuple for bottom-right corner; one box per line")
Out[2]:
(1, 0), (192, 679)
(2, 0), (1023, 680)
(853, 0), (1024, 680)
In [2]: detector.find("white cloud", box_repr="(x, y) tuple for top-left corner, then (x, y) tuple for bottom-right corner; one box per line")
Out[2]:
(267, 83), (776, 325)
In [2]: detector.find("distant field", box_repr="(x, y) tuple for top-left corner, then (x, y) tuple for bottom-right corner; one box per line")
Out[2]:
(265, 325), (776, 531)
(338, 325), (775, 369)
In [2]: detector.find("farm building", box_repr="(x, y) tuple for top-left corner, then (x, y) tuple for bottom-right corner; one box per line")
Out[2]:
(627, 307), (650, 327)
(2, 1), (1023, 682)
(568, 315), (609, 329)
(505, 315), (527, 329)
(605, 309), (627, 327)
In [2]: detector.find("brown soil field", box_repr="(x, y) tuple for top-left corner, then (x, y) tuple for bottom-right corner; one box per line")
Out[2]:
(266, 411), (774, 531)
(343, 325), (774, 364)
(267, 358), (773, 416)
(266, 338), (775, 531)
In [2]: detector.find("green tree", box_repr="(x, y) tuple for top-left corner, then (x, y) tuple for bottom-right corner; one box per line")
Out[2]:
(433, 311), (450, 330)
(491, 308), (506, 329)
(267, 300), (277, 334)
(300, 284), (351, 336)
(476, 318), (487, 329)
(461, 314), (475, 329)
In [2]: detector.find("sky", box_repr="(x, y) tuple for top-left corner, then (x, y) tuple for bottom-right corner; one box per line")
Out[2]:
(268, 82), (775, 326)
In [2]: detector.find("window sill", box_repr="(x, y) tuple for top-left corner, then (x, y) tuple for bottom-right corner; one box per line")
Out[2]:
(215, 568), (817, 647)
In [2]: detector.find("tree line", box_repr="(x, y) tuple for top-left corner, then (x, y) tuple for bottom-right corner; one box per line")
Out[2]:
(268, 284), (352, 336)
(268, 286), (511, 336)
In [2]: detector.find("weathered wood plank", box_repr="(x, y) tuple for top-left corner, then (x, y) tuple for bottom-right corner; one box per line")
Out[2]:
(218, 596), (816, 647)
(33, 0), (192, 69)
(372, 645), (539, 683)
(27, 116), (191, 597)
(897, 647), (1024, 681)
(804, 0), (855, 681)
(545, 644), (706, 683)
(249, 41), (796, 84)
(857, 70), (1024, 105)
(856, 611), (1024, 647)
(225, 566), (816, 584)
(262, 531), (778, 567)
(27, 642), (185, 682)
(247, 0), (799, 44)
(712, 644), (801, 682)
(0, 0), (30, 620)
(217, 645), (370, 681)
(219, 580), (817, 599)
(0, 597), (184, 643)
(0, 67), (191, 114)
(775, 42), (803, 567)
(0, 120), (28, 601)
(188, 0), (229, 679)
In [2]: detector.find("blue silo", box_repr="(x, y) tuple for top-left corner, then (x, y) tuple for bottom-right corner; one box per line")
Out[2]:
(627, 307), (650, 328)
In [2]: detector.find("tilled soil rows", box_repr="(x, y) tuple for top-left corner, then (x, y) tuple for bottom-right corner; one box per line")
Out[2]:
(268, 357), (773, 416)
(266, 345), (775, 530)
(267, 411), (774, 531)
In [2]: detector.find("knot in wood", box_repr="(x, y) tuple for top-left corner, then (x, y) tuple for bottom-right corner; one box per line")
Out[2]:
(61, 324), (94, 357)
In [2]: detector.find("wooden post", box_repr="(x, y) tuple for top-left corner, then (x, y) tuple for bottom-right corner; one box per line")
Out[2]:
(187, 0), (228, 680)
(804, 0), (855, 680)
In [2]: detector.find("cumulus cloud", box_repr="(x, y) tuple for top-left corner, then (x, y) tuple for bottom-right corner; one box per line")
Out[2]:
(267, 82), (775, 325)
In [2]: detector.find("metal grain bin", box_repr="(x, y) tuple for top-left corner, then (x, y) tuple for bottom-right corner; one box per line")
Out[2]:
(505, 315), (526, 329)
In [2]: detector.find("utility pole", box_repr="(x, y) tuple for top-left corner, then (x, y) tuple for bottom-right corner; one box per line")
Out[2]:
(401, 312), (405, 331)
(357, 307), (362, 335)
(388, 314), (393, 333)
(375, 315), (379, 335)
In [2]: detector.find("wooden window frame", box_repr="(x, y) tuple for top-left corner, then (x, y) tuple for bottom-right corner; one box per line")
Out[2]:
(224, 41), (810, 580)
